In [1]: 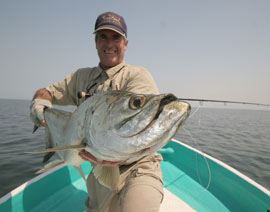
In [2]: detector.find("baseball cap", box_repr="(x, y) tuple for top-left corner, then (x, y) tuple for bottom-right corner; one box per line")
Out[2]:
(94, 12), (127, 38)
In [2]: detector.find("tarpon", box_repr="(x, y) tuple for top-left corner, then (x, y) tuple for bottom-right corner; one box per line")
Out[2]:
(31, 90), (191, 189)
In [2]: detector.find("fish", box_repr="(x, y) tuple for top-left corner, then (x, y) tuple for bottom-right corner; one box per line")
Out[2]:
(30, 90), (191, 189)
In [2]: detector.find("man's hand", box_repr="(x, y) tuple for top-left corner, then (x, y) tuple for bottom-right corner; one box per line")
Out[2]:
(30, 99), (52, 126)
(30, 88), (53, 127)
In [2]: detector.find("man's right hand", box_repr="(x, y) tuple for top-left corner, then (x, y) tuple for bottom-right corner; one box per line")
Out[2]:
(30, 88), (53, 127)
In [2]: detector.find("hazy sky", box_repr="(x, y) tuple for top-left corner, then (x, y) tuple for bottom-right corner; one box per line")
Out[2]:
(1, 0), (269, 106)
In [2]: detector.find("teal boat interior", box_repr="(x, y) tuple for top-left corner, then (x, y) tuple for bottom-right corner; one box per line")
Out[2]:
(0, 139), (269, 212)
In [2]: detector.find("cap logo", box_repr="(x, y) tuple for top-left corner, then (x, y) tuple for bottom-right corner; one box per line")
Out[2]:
(101, 14), (121, 27)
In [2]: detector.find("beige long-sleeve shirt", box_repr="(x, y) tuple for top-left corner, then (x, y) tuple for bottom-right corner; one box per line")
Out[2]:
(46, 62), (159, 106)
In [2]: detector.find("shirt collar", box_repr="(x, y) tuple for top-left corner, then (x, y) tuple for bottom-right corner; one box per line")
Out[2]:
(98, 62), (126, 79)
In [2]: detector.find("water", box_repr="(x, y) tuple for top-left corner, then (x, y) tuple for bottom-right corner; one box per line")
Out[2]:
(0, 99), (269, 198)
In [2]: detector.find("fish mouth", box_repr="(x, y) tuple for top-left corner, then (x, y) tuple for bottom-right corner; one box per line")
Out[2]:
(124, 94), (178, 138)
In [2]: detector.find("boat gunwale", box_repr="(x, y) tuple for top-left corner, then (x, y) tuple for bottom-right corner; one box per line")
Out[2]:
(171, 138), (270, 196)
(0, 164), (66, 204)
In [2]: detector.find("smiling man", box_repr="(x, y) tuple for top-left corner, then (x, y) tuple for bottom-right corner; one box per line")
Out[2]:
(96, 29), (127, 69)
(30, 12), (163, 212)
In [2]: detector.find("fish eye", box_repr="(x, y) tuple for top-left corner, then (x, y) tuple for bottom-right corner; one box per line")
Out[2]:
(129, 95), (146, 110)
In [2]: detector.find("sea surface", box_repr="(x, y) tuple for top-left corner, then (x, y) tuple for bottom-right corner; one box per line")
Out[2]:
(0, 98), (270, 198)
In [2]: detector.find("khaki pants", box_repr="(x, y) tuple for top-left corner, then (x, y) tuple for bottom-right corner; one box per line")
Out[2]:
(85, 154), (164, 212)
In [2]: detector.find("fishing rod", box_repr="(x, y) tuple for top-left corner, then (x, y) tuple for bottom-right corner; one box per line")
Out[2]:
(77, 91), (270, 107)
(178, 98), (270, 107)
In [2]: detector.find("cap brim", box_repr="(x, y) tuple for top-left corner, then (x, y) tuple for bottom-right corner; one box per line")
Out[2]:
(93, 26), (126, 39)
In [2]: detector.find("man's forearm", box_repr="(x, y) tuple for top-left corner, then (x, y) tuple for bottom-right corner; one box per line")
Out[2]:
(32, 88), (53, 102)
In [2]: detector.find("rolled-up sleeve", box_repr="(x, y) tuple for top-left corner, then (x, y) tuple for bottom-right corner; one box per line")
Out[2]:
(46, 72), (78, 105)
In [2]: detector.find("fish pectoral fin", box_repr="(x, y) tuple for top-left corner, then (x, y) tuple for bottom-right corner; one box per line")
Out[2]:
(75, 165), (86, 181)
(25, 144), (86, 154)
(92, 165), (120, 190)
(36, 160), (64, 174)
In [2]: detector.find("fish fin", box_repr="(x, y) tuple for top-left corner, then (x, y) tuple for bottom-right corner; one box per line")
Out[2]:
(43, 152), (55, 163)
(75, 165), (86, 181)
(44, 108), (73, 152)
(32, 125), (39, 133)
(92, 165), (120, 190)
(36, 160), (64, 174)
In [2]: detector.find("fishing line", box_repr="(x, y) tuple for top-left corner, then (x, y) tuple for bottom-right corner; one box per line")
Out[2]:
(183, 127), (212, 191)
(181, 100), (270, 194)
(187, 105), (201, 119)
(182, 105), (212, 191)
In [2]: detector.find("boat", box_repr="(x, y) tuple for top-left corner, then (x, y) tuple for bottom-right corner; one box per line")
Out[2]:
(1, 139), (269, 212)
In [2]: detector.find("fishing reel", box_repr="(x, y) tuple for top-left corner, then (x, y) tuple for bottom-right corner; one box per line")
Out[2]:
(77, 91), (92, 99)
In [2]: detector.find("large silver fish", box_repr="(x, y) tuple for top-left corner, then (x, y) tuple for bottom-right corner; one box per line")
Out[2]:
(32, 90), (191, 189)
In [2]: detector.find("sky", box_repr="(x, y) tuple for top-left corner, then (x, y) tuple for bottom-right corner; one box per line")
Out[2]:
(1, 0), (270, 107)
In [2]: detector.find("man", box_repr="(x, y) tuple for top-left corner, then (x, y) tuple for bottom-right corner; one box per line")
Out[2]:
(30, 12), (164, 212)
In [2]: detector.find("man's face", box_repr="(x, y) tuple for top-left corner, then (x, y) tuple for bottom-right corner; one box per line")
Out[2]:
(96, 29), (128, 69)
